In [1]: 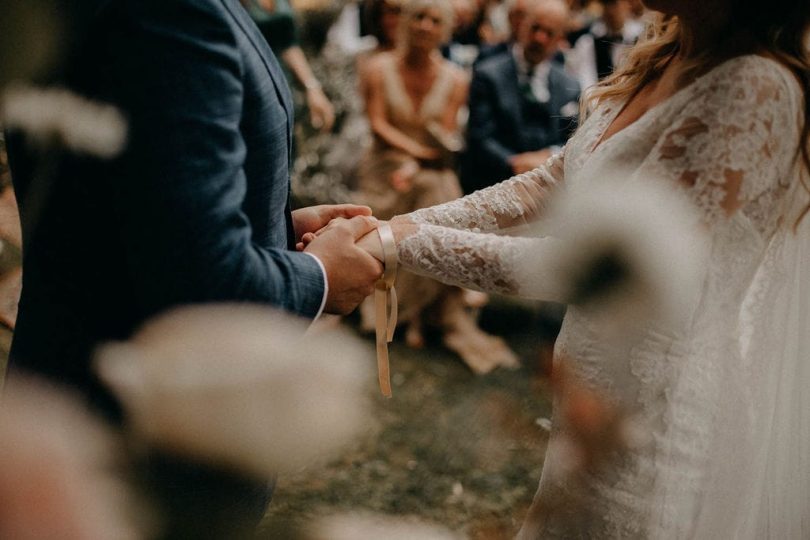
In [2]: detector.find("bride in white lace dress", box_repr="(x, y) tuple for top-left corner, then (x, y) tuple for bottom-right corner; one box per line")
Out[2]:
(317, 0), (810, 536)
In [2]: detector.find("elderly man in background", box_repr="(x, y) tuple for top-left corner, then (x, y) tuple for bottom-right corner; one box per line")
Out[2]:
(461, 0), (580, 193)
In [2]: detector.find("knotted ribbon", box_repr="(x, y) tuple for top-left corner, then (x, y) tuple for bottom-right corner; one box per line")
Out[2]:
(374, 222), (398, 398)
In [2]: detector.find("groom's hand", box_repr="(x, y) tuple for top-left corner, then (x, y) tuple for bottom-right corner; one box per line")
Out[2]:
(303, 218), (418, 263)
(305, 216), (383, 315)
(292, 204), (372, 244)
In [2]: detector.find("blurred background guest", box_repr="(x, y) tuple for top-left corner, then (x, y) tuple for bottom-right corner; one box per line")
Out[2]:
(288, 0), (404, 208)
(461, 0), (580, 194)
(479, 0), (512, 46)
(326, 0), (372, 55)
(442, 0), (485, 68)
(242, 0), (336, 131)
(566, 0), (644, 90)
(358, 0), (405, 99)
(475, 0), (531, 64)
(627, 0), (645, 19)
(442, 0), (521, 70)
(564, 0), (601, 44)
(357, 0), (517, 372)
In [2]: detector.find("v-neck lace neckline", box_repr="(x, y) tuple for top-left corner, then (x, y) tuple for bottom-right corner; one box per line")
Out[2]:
(588, 55), (745, 155)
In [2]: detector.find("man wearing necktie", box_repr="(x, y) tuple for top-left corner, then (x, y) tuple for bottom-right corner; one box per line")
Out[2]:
(461, 0), (580, 193)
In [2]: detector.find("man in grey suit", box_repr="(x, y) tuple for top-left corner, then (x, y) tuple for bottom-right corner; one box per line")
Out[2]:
(461, 0), (580, 193)
(6, 0), (381, 536)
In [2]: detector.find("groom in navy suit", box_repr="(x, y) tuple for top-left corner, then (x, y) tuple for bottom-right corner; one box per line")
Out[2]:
(6, 0), (381, 537)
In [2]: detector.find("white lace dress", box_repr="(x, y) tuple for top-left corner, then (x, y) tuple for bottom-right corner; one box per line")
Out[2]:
(395, 55), (809, 538)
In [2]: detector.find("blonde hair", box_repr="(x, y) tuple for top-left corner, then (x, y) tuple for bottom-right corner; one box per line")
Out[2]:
(586, 9), (810, 225)
(582, 13), (677, 115)
(398, 0), (456, 48)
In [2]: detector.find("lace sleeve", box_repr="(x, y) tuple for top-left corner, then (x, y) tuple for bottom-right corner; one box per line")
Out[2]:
(397, 224), (567, 301)
(395, 58), (802, 300)
(641, 57), (800, 235)
(406, 148), (565, 232)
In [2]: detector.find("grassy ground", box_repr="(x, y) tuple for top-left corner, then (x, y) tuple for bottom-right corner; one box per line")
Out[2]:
(260, 300), (558, 539)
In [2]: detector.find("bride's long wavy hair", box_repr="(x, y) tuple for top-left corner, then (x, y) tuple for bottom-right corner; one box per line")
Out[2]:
(585, 2), (810, 224)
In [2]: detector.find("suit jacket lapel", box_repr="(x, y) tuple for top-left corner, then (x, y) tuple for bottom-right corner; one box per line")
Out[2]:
(220, 0), (294, 149)
(220, 0), (296, 247)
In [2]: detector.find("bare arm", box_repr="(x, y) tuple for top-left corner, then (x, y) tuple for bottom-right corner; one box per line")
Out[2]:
(280, 46), (335, 131)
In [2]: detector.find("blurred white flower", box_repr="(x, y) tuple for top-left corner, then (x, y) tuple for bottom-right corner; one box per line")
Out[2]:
(0, 376), (142, 540)
(305, 513), (461, 540)
(539, 170), (706, 333)
(1, 85), (127, 158)
(95, 304), (371, 478)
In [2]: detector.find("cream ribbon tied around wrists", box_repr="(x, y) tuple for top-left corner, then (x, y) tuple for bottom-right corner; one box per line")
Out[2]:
(375, 222), (398, 398)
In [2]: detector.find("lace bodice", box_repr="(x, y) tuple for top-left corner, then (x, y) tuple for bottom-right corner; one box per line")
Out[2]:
(401, 56), (799, 295)
(395, 55), (807, 538)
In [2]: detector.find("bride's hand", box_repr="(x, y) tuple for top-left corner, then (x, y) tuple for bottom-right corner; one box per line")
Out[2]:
(357, 227), (384, 262)
(357, 217), (422, 263)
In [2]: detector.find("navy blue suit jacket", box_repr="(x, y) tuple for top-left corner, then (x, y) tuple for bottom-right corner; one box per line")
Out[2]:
(461, 51), (580, 193)
(7, 0), (325, 416)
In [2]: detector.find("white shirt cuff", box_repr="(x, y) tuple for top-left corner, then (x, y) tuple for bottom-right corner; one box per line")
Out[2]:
(303, 252), (328, 320)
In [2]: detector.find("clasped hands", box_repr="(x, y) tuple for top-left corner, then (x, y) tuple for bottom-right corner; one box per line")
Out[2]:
(293, 204), (410, 315)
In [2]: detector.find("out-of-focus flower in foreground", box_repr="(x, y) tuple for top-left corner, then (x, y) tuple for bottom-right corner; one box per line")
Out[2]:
(305, 513), (461, 540)
(540, 171), (706, 335)
(95, 304), (372, 478)
(0, 377), (142, 540)
(1, 85), (127, 159)
(521, 360), (650, 527)
(546, 361), (649, 480)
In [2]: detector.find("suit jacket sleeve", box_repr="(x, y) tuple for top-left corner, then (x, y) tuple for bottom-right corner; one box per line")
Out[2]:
(100, 0), (325, 319)
(466, 67), (515, 179)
